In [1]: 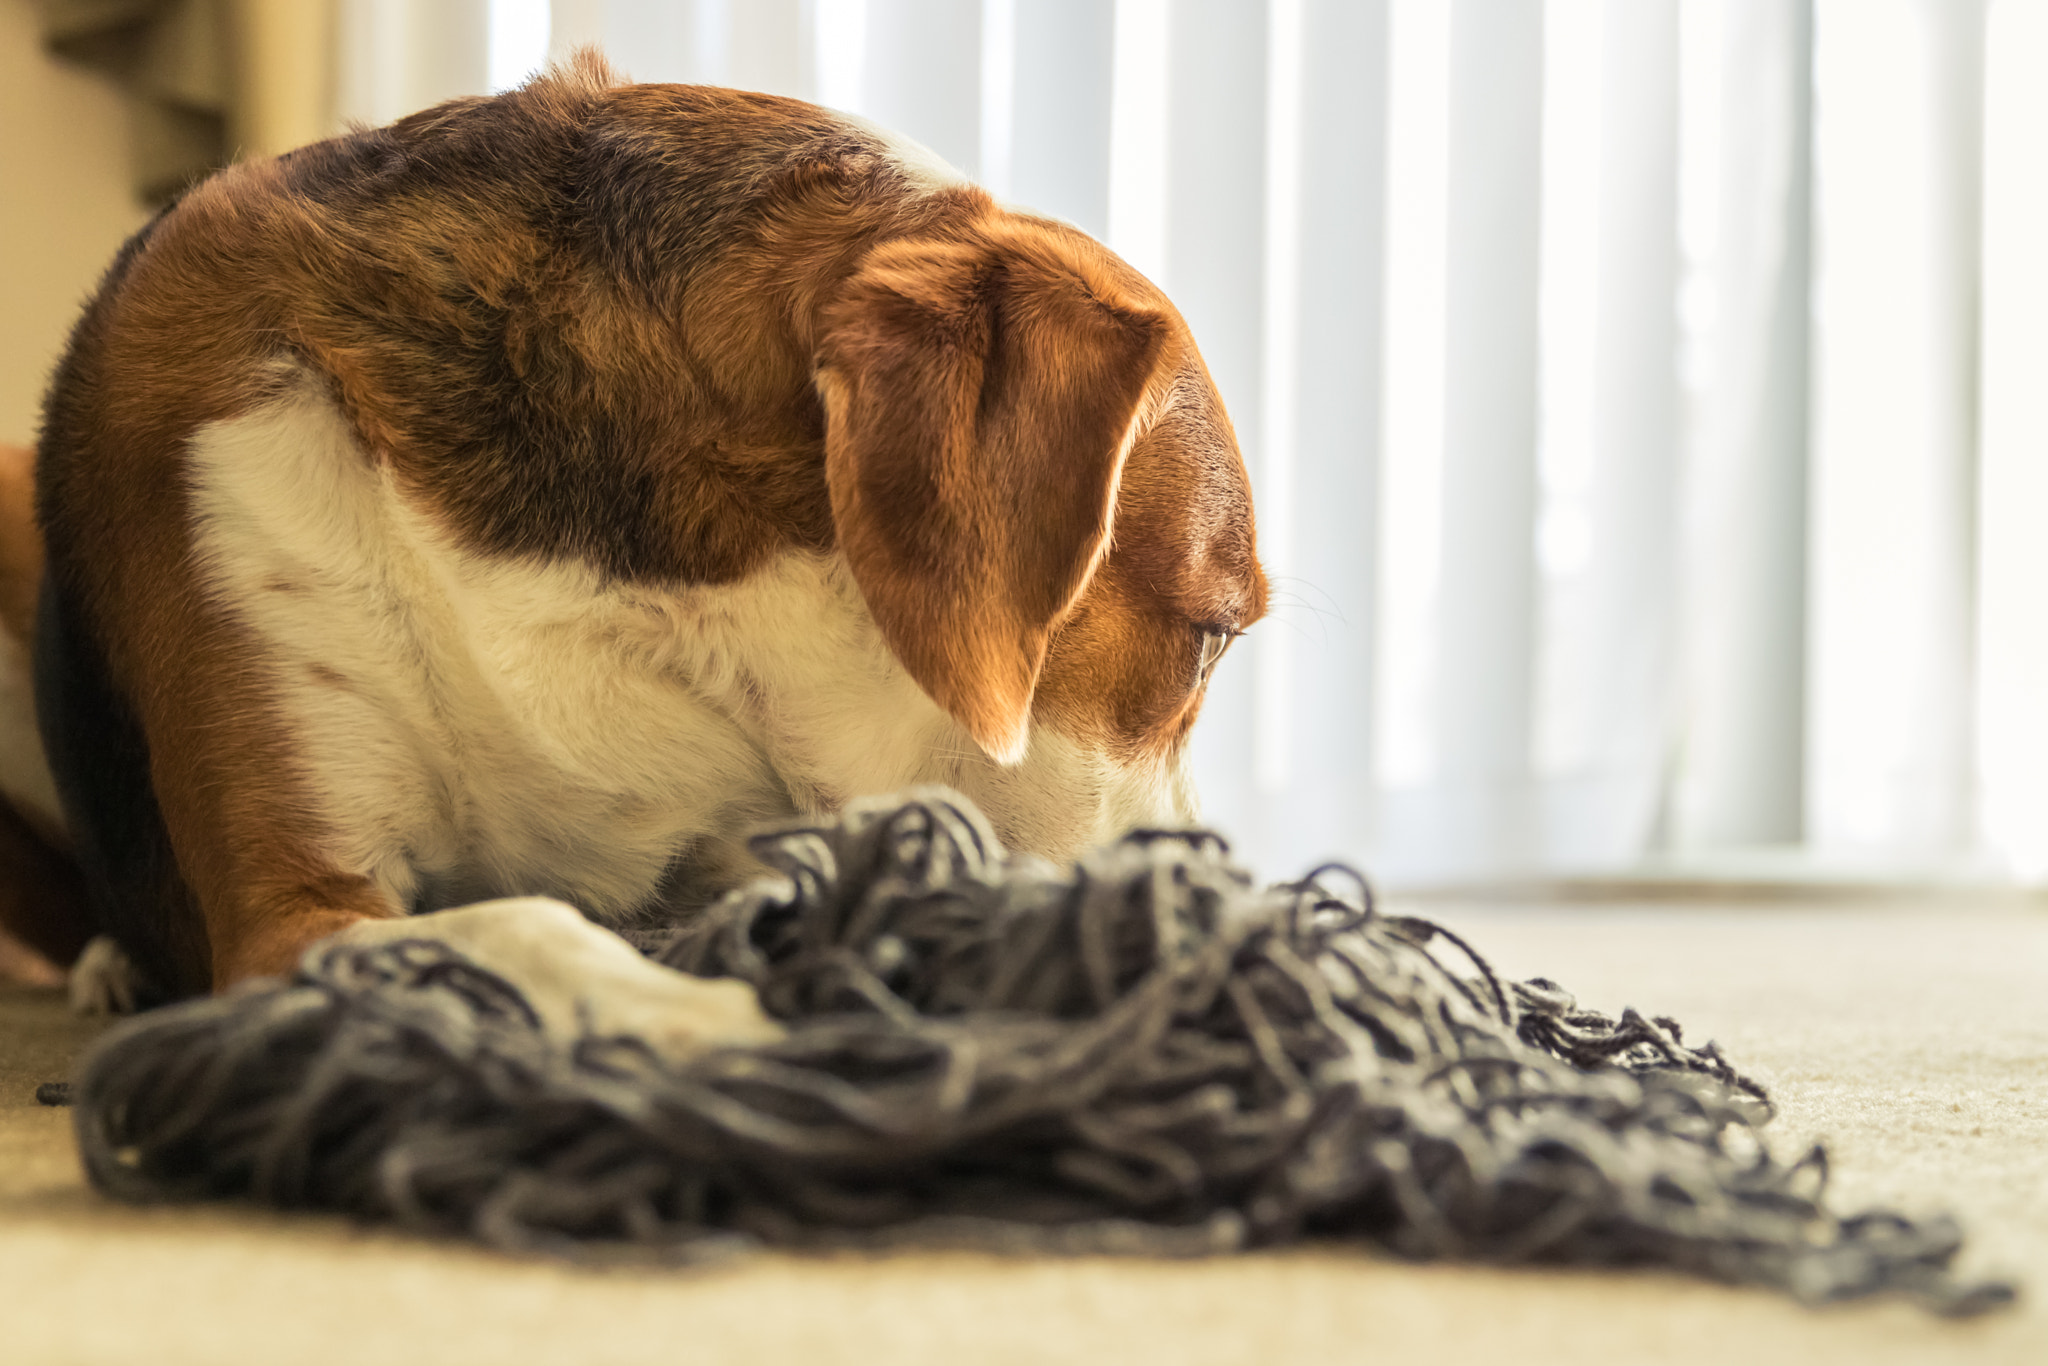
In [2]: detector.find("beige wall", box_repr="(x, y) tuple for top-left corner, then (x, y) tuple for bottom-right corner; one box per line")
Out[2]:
(0, 0), (153, 448)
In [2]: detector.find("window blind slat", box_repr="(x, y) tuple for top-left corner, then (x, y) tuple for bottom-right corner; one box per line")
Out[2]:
(1008, 0), (1115, 237)
(1977, 0), (2048, 879)
(1375, 0), (1545, 880)
(1255, 0), (1390, 873)
(1532, 0), (1680, 868)
(1168, 0), (1270, 843)
(341, 0), (491, 123)
(724, 0), (805, 100)
(612, 4), (698, 84)
(860, 0), (982, 177)
(1808, 0), (1986, 860)
(1669, 0), (1815, 852)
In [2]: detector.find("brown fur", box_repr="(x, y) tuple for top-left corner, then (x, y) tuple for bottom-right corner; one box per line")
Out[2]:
(0, 442), (40, 643)
(33, 56), (1265, 996)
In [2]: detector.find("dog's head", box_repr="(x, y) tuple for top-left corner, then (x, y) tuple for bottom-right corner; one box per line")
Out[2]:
(811, 212), (1266, 854)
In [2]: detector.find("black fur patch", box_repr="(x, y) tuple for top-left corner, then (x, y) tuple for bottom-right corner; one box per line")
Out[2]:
(33, 574), (200, 1002)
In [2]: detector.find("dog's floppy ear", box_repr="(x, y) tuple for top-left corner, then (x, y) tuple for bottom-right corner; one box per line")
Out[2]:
(816, 228), (1168, 764)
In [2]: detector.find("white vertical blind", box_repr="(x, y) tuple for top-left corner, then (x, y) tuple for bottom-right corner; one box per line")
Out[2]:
(1105, 0), (1169, 285)
(1669, 0), (1813, 852)
(861, 1), (982, 175)
(1374, 0), (1546, 883)
(1533, 0), (1680, 869)
(1004, 0), (1115, 236)
(1375, 0), (1451, 819)
(337, 0), (490, 123)
(1162, 1), (1269, 848)
(1808, 0), (1987, 864)
(380, 0), (2030, 886)
(722, 0), (805, 97)
(1975, 0), (2048, 880)
(1254, 0), (1301, 814)
(1261, 0), (1388, 876)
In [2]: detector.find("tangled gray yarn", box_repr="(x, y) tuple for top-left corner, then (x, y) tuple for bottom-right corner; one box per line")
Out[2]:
(69, 792), (2013, 1314)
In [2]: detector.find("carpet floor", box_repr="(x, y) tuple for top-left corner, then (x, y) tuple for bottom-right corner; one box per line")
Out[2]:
(2, 894), (2042, 1365)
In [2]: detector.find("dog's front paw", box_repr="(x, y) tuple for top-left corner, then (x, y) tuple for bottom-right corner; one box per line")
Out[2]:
(582, 970), (784, 1059)
(67, 935), (143, 1015)
(325, 897), (782, 1058)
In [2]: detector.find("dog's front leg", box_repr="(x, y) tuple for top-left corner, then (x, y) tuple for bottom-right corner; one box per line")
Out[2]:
(324, 898), (783, 1057)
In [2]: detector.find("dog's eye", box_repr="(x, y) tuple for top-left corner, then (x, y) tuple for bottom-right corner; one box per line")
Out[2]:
(1196, 626), (1240, 681)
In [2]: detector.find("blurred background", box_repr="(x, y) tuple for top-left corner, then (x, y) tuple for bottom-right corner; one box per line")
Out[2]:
(4, 0), (2043, 891)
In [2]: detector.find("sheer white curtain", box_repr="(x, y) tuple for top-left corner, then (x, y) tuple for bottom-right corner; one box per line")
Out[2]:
(336, 0), (2048, 887)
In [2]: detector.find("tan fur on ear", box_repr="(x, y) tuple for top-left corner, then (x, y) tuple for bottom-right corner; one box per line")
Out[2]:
(817, 224), (1169, 763)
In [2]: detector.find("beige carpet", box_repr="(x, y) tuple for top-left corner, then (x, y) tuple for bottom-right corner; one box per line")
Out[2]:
(2, 894), (2043, 1365)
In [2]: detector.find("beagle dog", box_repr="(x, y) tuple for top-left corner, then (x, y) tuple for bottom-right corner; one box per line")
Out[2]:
(25, 58), (1265, 1033)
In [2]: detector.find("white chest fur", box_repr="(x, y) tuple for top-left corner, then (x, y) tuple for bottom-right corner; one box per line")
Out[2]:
(184, 376), (1188, 924)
